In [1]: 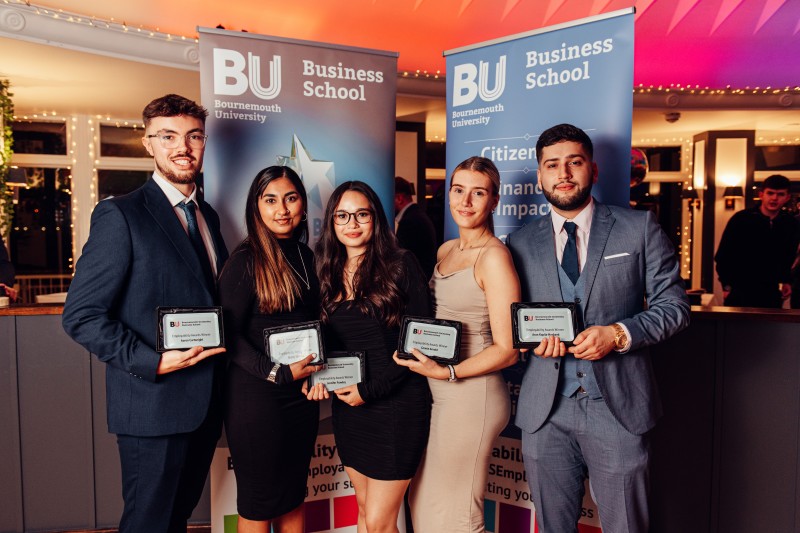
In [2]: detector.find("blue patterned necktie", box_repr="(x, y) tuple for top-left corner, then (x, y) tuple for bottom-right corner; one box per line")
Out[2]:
(562, 221), (580, 284)
(178, 201), (215, 289)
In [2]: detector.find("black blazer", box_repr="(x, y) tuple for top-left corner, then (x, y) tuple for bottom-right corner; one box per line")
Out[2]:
(396, 203), (437, 280)
(63, 178), (228, 436)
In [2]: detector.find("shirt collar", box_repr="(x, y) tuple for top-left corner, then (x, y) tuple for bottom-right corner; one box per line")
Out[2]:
(550, 197), (595, 234)
(151, 171), (197, 207)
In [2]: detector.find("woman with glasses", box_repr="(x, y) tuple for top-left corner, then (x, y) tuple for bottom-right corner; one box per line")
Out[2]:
(219, 166), (321, 533)
(306, 181), (432, 533)
(395, 157), (520, 532)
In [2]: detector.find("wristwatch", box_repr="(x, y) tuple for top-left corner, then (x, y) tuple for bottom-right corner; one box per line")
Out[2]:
(267, 363), (282, 383)
(611, 323), (628, 351)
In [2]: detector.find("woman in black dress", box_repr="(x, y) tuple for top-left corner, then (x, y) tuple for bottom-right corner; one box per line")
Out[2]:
(306, 181), (432, 533)
(219, 166), (321, 533)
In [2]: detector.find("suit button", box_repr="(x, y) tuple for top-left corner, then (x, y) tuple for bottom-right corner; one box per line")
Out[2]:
(554, 362), (559, 370)
(577, 371), (585, 378)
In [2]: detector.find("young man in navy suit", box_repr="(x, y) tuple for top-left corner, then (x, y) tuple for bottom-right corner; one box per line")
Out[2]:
(63, 94), (228, 532)
(506, 124), (690, 532)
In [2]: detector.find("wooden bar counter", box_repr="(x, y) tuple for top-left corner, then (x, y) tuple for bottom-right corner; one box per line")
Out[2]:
(1, 304), (798, 532)
(0, 304), (210, 532)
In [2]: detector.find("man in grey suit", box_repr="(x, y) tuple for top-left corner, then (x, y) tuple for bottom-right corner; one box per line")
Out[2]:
(63, 94), (228, 532)
(506, 124), (689, 532)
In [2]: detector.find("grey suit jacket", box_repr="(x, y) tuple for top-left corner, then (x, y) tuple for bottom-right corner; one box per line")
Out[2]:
(63, 178), (228, 437)
(506, 200), (689, 435)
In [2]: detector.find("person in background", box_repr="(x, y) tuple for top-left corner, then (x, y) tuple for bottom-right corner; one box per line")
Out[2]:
(715, 174), (800, 308)
(219, 166), (322, 533)
(395, 157), (520, 533)
(394, 176), (438, 279)
(62, 94), (228, 533)
(306, 181), (432, 533)
(506, 123), (690, 532)
(792, 216), (800, 309)
(0, 233), (16, 300)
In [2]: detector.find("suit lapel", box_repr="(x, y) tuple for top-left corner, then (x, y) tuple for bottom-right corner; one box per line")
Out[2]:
(583, 202), (615, 304)
(531, 216), (563, 301)
(198, 200), (228, 272)
(142, 179), (212, 293)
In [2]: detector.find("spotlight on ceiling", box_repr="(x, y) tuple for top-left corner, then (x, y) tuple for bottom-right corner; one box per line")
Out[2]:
(664, 112), (681, 123)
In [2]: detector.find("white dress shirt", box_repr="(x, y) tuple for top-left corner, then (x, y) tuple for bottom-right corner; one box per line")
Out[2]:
(152, 172), (219, 275)
(549, 198), (631, 351)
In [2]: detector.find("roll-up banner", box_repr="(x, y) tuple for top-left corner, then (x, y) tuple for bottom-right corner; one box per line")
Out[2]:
(199, 27), (398, 249)
(444, 8), (634, 242)
(444, 9), (634, 532)
(199, 28), (398, 532)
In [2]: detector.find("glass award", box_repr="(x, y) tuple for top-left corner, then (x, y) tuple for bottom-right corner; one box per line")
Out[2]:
(157, 306), (224, 352)
(263, 320), (325, 365)
(511, 302), (580, 348)
(397, 316), (462, 365)
(308, 351), (365, 390)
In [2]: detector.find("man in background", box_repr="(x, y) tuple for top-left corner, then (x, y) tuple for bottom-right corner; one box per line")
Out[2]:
(63, 94), (228, 532)
(715, 174), (799, 308)
(395, 176), (437, 279)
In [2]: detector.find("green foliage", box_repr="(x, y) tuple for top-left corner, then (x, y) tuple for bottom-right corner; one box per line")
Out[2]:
(0, 79), (14, 239)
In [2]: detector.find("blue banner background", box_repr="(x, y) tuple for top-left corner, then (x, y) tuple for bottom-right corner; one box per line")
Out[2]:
(199, 28), (398, 250)
(445, 11), (634, 242)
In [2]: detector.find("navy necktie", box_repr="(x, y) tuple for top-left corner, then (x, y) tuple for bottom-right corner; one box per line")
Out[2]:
(562, 221), (580, 284)
(178, 201), (215, 289)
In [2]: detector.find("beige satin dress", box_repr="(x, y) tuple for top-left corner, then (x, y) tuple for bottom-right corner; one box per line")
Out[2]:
(409, 263), (511, 533)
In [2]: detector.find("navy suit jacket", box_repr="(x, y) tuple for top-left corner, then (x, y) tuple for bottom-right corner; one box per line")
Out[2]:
(63, 178), (228, 437)
(506, 201), (689, 435)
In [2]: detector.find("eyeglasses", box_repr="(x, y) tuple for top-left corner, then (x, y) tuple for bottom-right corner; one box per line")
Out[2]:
(333, 210), (373, 225)
(146, 131), (208, 149)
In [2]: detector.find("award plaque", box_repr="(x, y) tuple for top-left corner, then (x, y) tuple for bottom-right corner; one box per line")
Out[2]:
(263, 321), (325, 366)
(511, 302), (580, 348)
(157, 306), (224, 352)
(308, 351), (365, 390)
(397, 316), (462, 365)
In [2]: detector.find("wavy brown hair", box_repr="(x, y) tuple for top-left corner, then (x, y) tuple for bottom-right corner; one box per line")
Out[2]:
(244, 166), (309, 313)
(315, 181), (406, 326)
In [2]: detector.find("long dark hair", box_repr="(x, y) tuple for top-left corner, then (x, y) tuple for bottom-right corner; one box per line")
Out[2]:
(316, 181), (405, 326)
(244, 165), (308, 313)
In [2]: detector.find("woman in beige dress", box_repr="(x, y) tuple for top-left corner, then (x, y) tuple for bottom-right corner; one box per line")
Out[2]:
(394, 156), (520, 532)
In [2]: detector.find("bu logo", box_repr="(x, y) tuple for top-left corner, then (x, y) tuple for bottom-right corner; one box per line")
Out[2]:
(452, 55), (506, 107)
(170, 321), (181, 327)
(413, 329), (422, 335)
(524, 316), (534, 321)
(213, 48), (282, 100)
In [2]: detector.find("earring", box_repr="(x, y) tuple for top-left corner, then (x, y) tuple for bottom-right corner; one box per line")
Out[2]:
(301, 212), (308, 221)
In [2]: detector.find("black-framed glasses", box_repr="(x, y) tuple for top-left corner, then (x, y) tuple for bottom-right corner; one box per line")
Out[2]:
(146, 131), (208, 149)
(333, 210), (373, 225)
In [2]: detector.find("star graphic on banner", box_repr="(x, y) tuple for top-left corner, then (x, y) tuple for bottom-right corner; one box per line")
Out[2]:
(277, 135), (336, 241)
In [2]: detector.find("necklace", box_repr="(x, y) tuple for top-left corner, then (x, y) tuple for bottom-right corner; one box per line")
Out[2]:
(282, 244), (311, 291)
(345, 253), (365, 273)
(458, 227), (489, 251)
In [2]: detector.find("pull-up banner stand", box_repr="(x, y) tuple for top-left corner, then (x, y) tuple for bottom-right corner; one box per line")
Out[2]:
(199, 27), (399, 533)
(444, 8), (635, 532)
